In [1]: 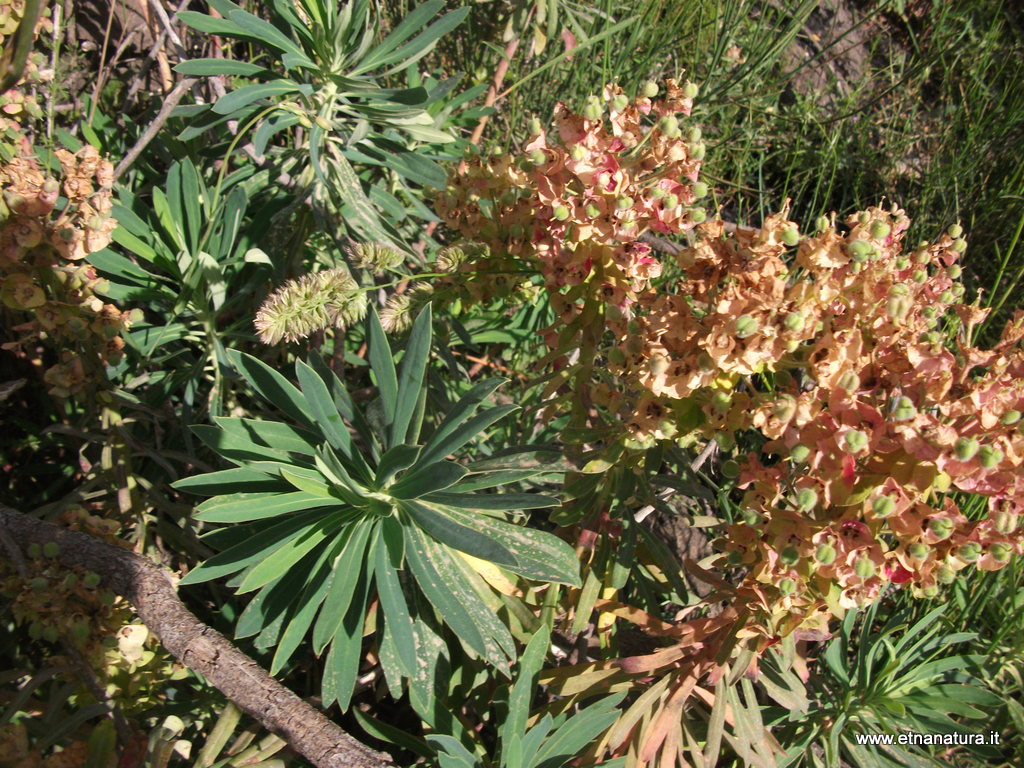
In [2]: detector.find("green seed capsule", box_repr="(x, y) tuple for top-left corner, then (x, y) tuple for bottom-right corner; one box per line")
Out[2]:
(683, 81), (700, 99)
(658, 115), (678, 133)
(553, 205), (570, 221)
(815, 543), (837, 565)
(28, 621), (43, 640)
(777, 546), (798, 566)
(663, 193), (679, 209)
(692, 181), (708, 199)
(585, 203), (601, 219)
(27, 543), (42, 559)
(611, 94), (629, 111)
(947, 265), (962, 279)
(870, 221), (891, 240)
(690, 206), (707, 224)
(928, 517), (953, 540)
(955, 437), (980, 461)
(854, 556), (876, 580)
(843, 429), (868, 453)
(781, 227), (800, 246)
(734, 314), (759, 338)
(616, 195), (633, 211)
(990, 543), (1013, 562)
(641, 80), (659, 98)
(979, 445), (1003, 468)
(796, 488), (818, 511)
(30, 577), (48, 592)
(83, 572), (101, 588)
(43, 542), (59, 558)
(939, 290), (954, 304)
(740, 508), (762, 525)
(607, 347), (626, 365)
(872, 496), (896, 518)
(689, 142), (706, 160)
(1000, 410), (1021, 426)
(911, 269), (927, 284)
(935, 564), (956, 584)
(529, 149), (547, 165)
(890, 396), (916, 422)
(896, 256), (910, 270)
(994, 508), (1019, 534)
(947, 223), (963, 239)
(687, 126), (702, 143)
(922, 584), (940, 598)
(784, 311), (805, 333)
(790, 444), (811, 463)
(529, 118), (543, 136)
(884, 294), (909, 319)
(711, 391), (732, 414)
(42, 625), (60, 643)
(570, 144), (586, 161)
(838, 371), (860, 392)
(816, 215), (831, 233)
(952, 238), (967, 253)
(778, 578), (797, 596)
(100, 590), (116, 607)
(848, 239), (872, 261)
(726, 550), (744, 567)
(858, 212), (872, 225)
(958, 542), (982, 562)
(906, 539), (933, 567)
(583, 100), (603, 121)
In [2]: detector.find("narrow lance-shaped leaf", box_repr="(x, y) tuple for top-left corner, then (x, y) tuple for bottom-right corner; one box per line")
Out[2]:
(391, 303), (433, 446)
(270, 529), (353, 675)
(212, 81), (302, 115)
(308, 352), (379, 467)
(180, 507), (328, 585)
(399, 499), (517, 567)
(366, 307), (398, 428)
(375, 515), (418, 681)
(350, 0), (444, 74)
(236, 514), (347, 594)
(426, 502), (580, 586)
(296, 359), (355, 459)
(213, 417), (319, 457)
(322, 565), (372, 711)
(502, 624), (552, 761)
(227, 8), (316, 67)
(195, 490), (338, 523)
(389, 461), (468, 499)
(403, 525), (509, 673)
(312, 519), (376, 653)
(417, 376), (506, 466)
(227, 350), (317, 430)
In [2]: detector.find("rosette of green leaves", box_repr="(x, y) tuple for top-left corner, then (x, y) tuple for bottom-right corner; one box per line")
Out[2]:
(174, 305), (579, 711)
(174, 0), (474, 246)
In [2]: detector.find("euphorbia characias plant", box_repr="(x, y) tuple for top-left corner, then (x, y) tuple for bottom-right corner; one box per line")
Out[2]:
(422, 80), (1024, 764)
(175, 304), (580, 712)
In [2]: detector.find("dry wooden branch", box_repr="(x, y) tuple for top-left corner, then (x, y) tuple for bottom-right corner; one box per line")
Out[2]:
(0, 505), (393, 768)
(114, 76), (197, 181)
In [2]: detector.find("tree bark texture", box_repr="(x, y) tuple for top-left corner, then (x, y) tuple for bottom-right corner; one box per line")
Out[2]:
(0, 504), (393, 768)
